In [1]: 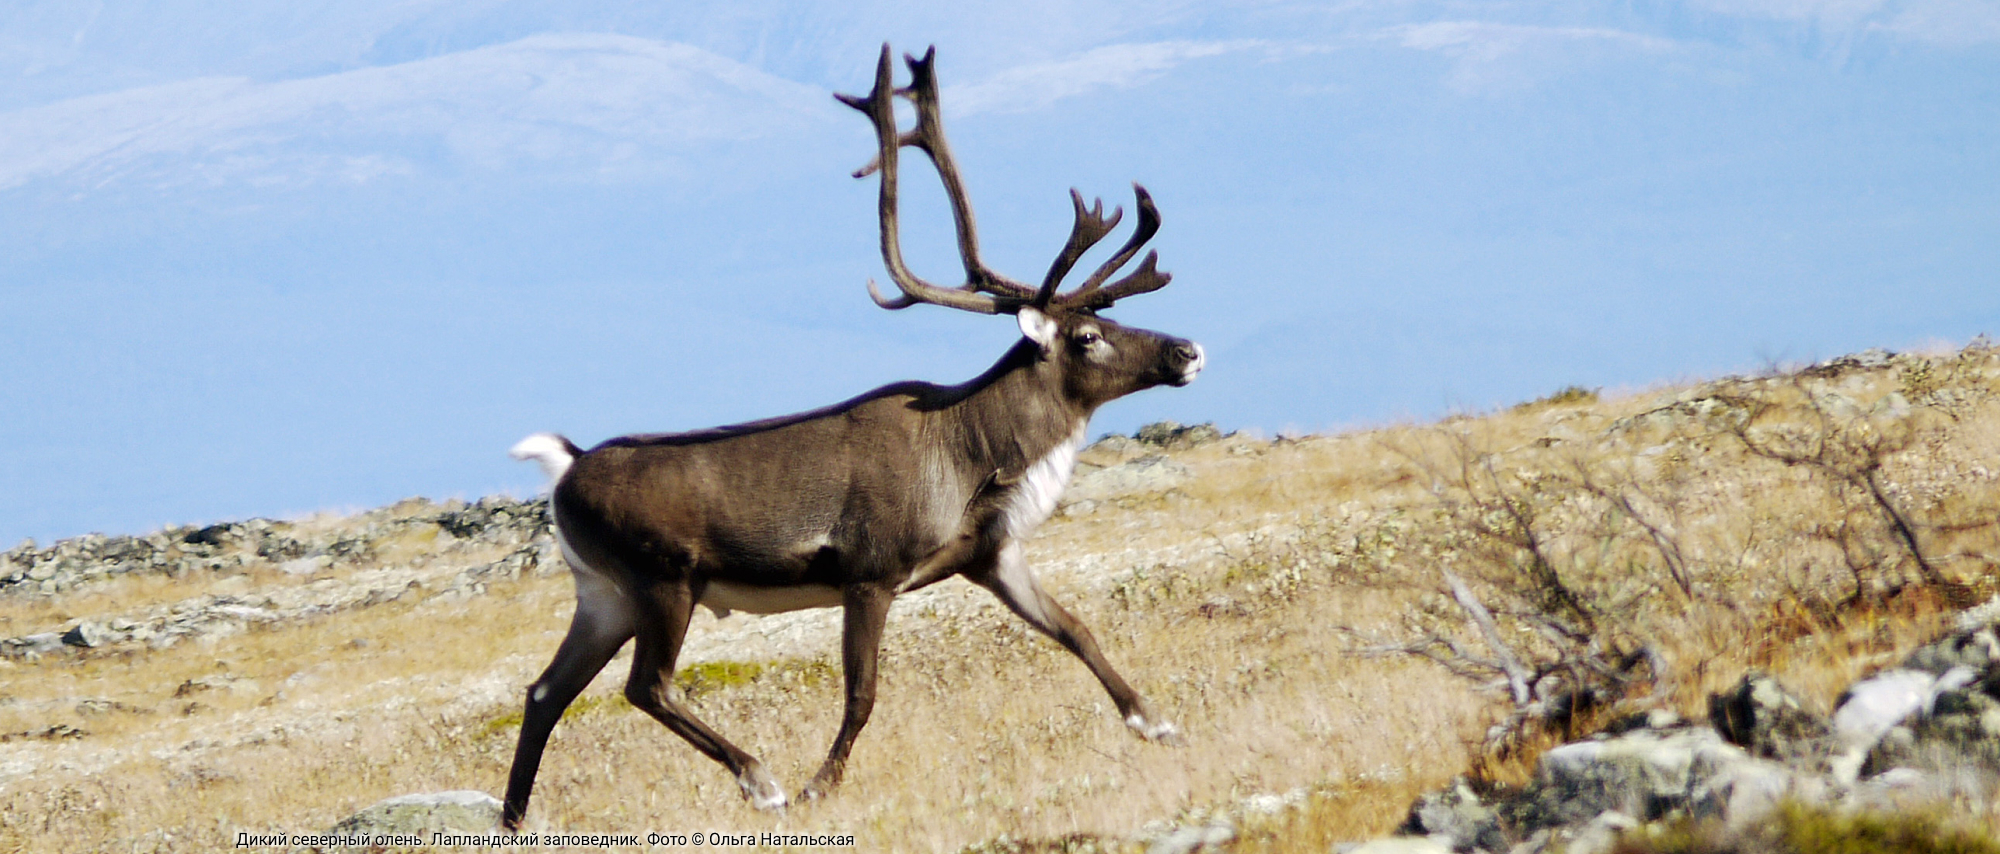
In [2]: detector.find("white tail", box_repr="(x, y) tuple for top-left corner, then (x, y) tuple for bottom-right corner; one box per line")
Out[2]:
(510, 433), (577, 483)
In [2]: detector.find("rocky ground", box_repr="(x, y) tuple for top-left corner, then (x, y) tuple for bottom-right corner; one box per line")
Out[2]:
(1381, 600), (2000, 853)
(1, 497), (550, 657)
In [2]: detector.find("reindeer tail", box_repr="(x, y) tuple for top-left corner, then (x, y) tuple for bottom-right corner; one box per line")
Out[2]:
(509, 433), (582, 483)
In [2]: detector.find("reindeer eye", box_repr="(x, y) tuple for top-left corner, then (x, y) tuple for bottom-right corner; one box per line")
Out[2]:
(1075, 331), (1102, 347)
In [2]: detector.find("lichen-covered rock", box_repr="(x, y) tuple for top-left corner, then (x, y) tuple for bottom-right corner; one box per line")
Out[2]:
(1708, 671), (1833, 769)
(1905, 619), (2000, 675)
(1381, 709), (1818, 852)
(326, 790), (502, 837)
(1505, 809), (1640, 854)
(1845, 609), (2000, 787)
(1, 503), (557, 656)
(1837, 667), (1980, 782)
(1134, 420), (1225, 450)
(1381, 602), (2000, 852)
(434, 496), (550, 546)
(1, 632), (64, 657)
(1399, 777), (1504, 852)
(1501, 722), (1758, 830)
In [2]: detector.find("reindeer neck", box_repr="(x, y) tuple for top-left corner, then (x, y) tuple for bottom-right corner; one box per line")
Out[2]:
(940, 340), (1092, 479)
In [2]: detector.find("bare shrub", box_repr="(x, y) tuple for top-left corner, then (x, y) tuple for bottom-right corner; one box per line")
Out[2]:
(1715, 374), (1956, 602)
(1348, 343), (2000, 752)
(1347, 428), (1673, 750)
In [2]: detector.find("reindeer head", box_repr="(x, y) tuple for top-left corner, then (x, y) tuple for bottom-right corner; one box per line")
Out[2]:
(838, 46), (1204, 412)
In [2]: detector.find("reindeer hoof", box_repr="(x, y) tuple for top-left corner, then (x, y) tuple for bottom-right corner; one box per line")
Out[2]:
(1126, 713), (1182, 744)
(737, 770), (788, 811)
(799, 770), (842, 803)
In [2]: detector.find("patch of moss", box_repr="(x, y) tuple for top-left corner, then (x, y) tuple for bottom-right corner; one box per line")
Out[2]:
(1776, 802), (2000, 854)
(768, 657), (838, 689)
(1612, 803), (2000, 854)
(476, 693), (628, 739)
(675, 660), (768, 701)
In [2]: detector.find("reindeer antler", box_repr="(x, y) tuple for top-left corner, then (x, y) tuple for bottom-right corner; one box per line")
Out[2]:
(838, 46), (1034, 314)
(838, 45), (1171, 315)
(1050, 184), (1171, 311)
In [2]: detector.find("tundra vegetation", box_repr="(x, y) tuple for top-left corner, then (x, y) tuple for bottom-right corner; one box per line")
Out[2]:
(2, 341), (1999, 852)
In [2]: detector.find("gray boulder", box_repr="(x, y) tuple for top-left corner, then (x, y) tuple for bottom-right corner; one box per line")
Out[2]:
(1708, 671), (1833, 769)
(327, 790), (502, 837)
(1400, 777), (1504, 852)
(1501, 720), (1768, 830)
(61, 620), (110, 649)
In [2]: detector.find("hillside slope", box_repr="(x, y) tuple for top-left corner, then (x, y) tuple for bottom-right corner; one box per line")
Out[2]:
(4, 342), (1999, 852)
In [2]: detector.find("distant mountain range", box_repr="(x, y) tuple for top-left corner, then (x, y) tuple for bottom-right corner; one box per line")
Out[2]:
(1, 34), (837, 193)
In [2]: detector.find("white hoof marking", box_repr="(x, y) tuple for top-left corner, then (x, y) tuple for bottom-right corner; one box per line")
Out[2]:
(738, 773), (788, 811)
(1126, 713), (1180, 742)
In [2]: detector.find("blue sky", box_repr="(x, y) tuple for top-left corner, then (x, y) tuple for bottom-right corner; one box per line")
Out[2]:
(2, 1), (1996, 545)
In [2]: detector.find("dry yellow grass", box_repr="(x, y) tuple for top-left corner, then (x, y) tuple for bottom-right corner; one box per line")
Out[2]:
(4, 343), (1999, 852)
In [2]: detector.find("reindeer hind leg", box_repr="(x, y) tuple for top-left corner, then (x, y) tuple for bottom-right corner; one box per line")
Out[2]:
(504, 565), (637, 829)
(622, 579), (787, 810)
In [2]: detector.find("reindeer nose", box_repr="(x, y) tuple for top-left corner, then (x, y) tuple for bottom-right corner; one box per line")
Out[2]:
(1170, 341), (1205, 386)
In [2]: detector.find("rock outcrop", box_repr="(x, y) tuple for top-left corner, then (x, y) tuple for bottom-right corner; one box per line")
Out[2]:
(0, 497), (552, 657)
(1370, 601), (2000, 852)
(0, 496), (548, 598)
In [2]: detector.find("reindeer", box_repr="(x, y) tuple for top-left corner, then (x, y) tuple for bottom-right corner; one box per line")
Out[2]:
(499, 45), (1204, 829)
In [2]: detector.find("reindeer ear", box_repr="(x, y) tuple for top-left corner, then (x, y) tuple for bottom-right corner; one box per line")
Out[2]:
(1017, 307), (1059, 350)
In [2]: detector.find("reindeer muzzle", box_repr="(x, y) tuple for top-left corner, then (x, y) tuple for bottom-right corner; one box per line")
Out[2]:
(1167, 341), (1205, 387)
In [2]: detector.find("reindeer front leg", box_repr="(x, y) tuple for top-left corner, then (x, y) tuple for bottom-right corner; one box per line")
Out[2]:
(971, 541), (1179, 742)
(802, 584), (894, 800)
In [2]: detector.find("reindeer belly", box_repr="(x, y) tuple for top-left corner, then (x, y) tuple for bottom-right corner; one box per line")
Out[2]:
(699, 580), (843, 614)
(693, 533), (850, 616)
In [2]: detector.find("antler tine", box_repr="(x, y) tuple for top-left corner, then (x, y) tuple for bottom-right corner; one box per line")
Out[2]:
(1054, 183), (1171, 310)
(1032, 189), (1124, 307)
(837, 45), (1007, 315)
(865, 279), (920, 310)
(1069, 251), (1172, 310)
(898, 48), (1038, 303)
